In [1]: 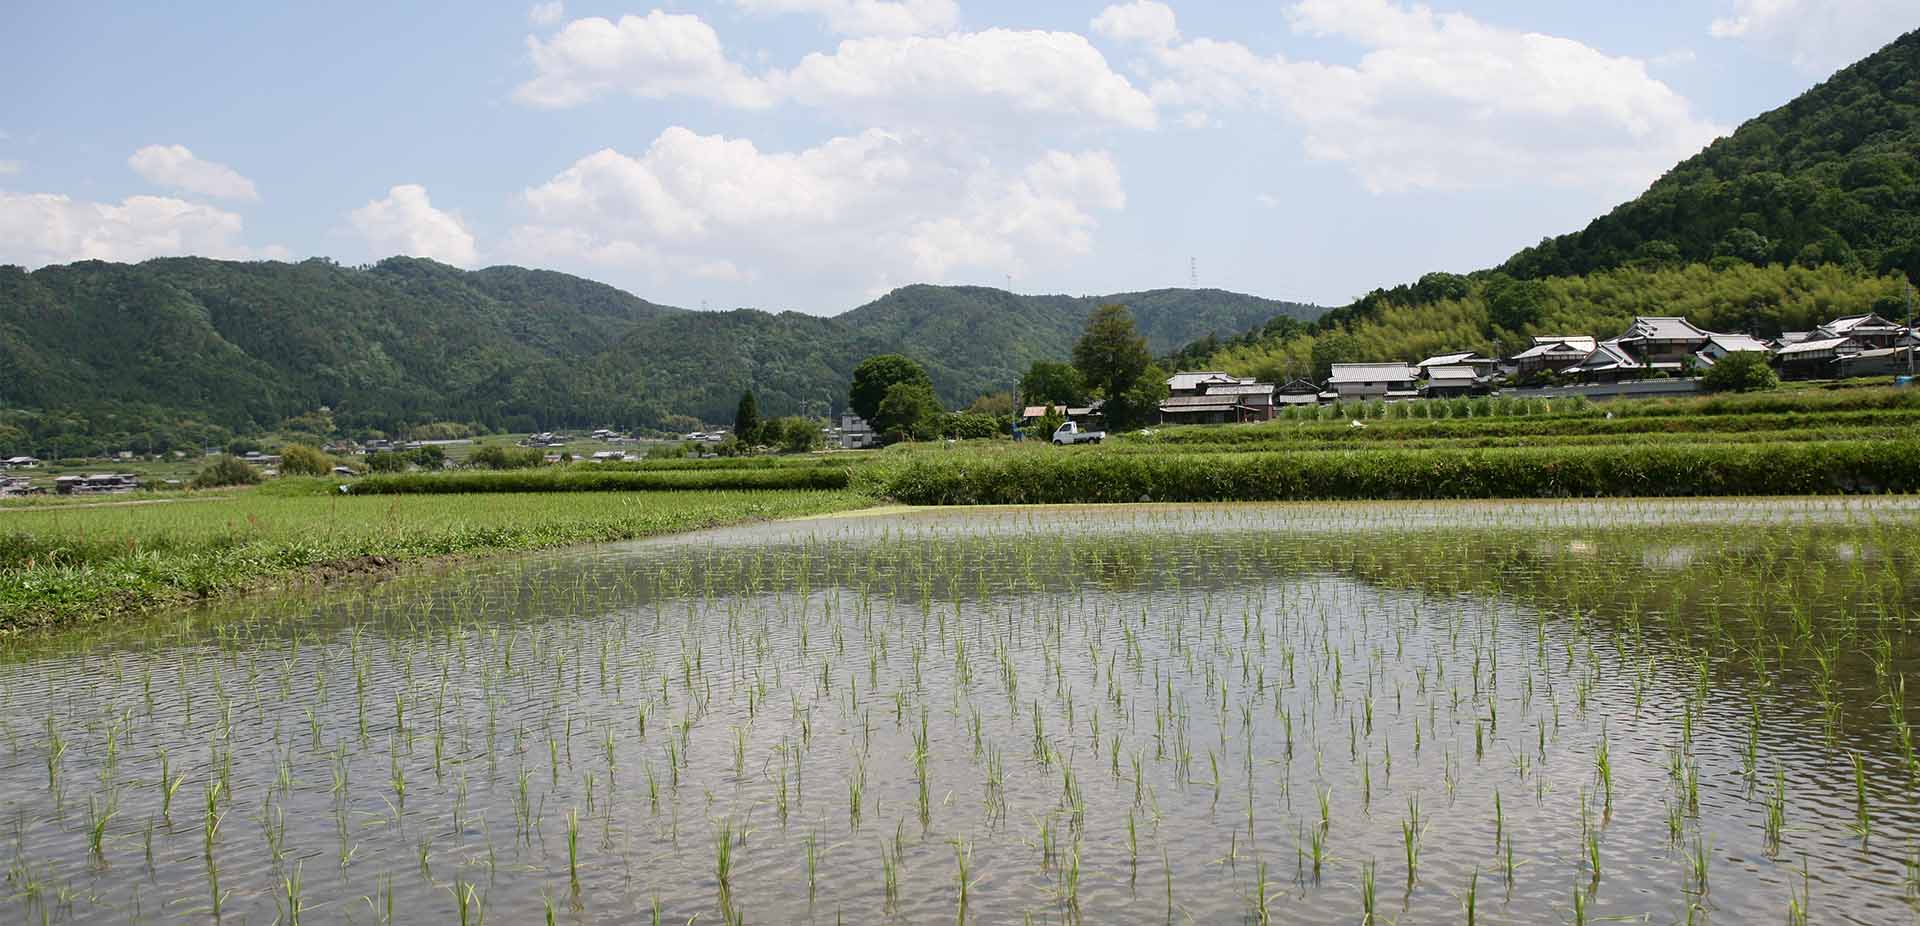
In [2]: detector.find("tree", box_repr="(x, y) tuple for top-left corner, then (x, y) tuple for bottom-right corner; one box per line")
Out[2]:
(734, 391), (761, 445)
(766, 417), (823, 453)
(1019, 360), (1086, 408)
(366, 452), (408, 473)
(873, 381), (944, 442)
(1073, 305), (1153, 402)
(468, 444), (545, 470)
(969, 391), (1016, 418)
(1103, 364), (1171, 431)
(192, 455), (261, 489)
(280, 443), (333, 476)
(850, 355), (933, 423)
(1702, 352), (1781, 392)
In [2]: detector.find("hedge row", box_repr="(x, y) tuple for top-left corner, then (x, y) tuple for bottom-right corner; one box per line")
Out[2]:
(859, 440), (1920, 505)
(351, 466), (852, 495)
(1138, 408), (1920, 446)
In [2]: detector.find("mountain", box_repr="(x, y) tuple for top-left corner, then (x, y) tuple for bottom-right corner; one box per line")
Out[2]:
(0, 256), (1319, 453)
(1192, 29), (1920, 382)
(1503, 28), (1919, 281)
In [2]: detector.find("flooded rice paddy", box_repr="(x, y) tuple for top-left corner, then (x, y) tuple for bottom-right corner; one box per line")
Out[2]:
(7, 498), (1920, 924)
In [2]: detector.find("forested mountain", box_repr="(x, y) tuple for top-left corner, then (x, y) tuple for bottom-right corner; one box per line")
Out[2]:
(0, 257), (1317, 454)
(1505, 29), (1919, 281)
(1194, 28), (1920, 382)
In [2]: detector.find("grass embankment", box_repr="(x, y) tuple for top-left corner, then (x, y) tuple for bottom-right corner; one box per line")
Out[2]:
(857, 440), (1920, 505)
(0, 488), (870, 633)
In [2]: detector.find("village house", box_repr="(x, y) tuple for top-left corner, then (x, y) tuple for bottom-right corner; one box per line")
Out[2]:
(1774, 336), (1862, 378)
(2, 456), (40, 470)
(835, 414), (877, 449)
(1274, 379), (1326, 408)
(1833, 346), (1915, 379)
(1422, 365), (1483, 398)
(1816, 314), (1907, 349)
(54, 474), (139, 496)
(1417, 352), (1499, 378)
(1165, 371), (1249, 397)
(1327, 363), (1419, 400)
(1695, 334), (1774, 367)
(1157, 380), (1278, 426)
(1508, 337), (1597, 378)
(1563, 340), (1685, 383)
(1613, 317), (1718, 365)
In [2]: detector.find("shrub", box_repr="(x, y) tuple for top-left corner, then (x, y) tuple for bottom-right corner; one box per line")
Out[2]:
(1702, 352), (1781, 393)
(367, 452), (408, 473)
(192, 455), (262, 489)
(467, 444), (546, 470)
(767, 417), (824, 453)
(280, 443), (334, 476)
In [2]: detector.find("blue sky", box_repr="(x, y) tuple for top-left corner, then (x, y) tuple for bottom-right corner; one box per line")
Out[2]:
(2, 0), (1915, 313)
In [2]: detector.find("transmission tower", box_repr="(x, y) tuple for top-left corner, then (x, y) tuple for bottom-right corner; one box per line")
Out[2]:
(1189, 257), (1199, 288)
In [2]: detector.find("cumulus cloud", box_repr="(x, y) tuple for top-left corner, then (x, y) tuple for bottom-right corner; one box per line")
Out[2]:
(1091, 0), (1180, 47)
(1094, 0), (1726, 194)
(515, 11), (1154, 130)
(0, 192), (281, 266)
(349, 184), (479, 266)
(732, 0), (959, 36)
(514, 12), (775, 109)
(127, 144), (260, 201)
(507, 127), (1126, 289)
(779, 29), (1158, 129)
(529, 1), (564, 26)
(1709, 0), (1919, 74)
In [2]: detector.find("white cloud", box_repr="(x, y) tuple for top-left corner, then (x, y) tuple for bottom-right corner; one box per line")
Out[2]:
(732, 0), (958, 36)
(1709, 0), (1918, 74)
(0, 161), (20, 176)
(529, 1), (564, 27)
(508, 127), (1126, 290)
(779, 30), (1159, 130)
(349, 185), (479, 266)
(1095, 0), (1726, 194)
(0, 192), (278, 266)
(1091, 0), (1180, 47)
(514, 12), (1155, 130)
(514, 12), (776, 108)
(127, 144), (260, 201)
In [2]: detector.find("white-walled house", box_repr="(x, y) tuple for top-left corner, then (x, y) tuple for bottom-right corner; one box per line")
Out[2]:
(1327, 363), (1419, 400)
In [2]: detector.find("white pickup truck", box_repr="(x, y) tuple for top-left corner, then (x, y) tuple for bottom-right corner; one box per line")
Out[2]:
(1051, 421), (1106, 445)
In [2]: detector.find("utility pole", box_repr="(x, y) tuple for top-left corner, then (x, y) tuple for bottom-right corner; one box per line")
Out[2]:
(1907, 279), (1915, 377)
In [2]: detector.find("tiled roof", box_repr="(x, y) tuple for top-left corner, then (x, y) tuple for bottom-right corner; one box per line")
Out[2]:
(1328, 363), (1417, 382)
(1425, 365), (1480, 382)
(1620, 317), (1713, 342)
(1775, 337), (1855, 357)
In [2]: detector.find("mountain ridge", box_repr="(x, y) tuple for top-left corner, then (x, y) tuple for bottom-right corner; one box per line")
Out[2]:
(0, 255), (1320, 451)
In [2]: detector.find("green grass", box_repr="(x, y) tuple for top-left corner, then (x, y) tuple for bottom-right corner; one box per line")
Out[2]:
(0, 489), (870, 633)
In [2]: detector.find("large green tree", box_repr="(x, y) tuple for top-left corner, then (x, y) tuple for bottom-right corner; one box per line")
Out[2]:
(1018, 360), (1086, 407)
(734, 390), (761, 444)
(873, 381), (944, 441)
(1072, 304), (1163, 430)
(849, 355), (932, 422)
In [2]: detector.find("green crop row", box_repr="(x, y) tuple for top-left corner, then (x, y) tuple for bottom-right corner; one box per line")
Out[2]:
(349, 466), (853, 495)
(1135, 408), (1920, 446)
(859, 440), (1920, 505)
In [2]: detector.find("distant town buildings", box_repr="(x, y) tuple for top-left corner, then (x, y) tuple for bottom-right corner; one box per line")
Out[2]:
(1153, 311), (1917, 425)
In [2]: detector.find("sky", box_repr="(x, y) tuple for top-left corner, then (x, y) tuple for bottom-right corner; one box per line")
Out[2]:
(2, 1), (1916, 314)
